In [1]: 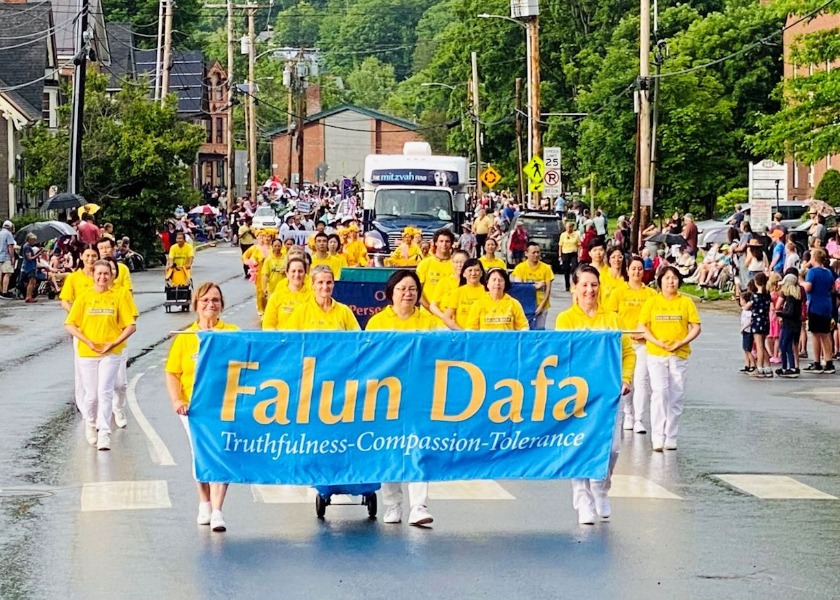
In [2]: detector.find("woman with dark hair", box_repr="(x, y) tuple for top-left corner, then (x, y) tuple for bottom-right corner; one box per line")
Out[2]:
(600, 246), (629, 306)
(732, 220), (754, 295)
(555, 264), (635, 525)
(466, 268), (529, 330)
(639, 266), (702, 452)
(165, 282), (238, 531)
(429, 249), (468, 322)
(366, 269), (436, 526)
(441, 257), (486, 330)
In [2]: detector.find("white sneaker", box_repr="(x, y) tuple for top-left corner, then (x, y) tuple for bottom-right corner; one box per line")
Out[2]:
(622, 415), (634, 430)
(196, 502), (212, 526)
(210, 510), (226, 532)
(634, 420), (647, 434)
(578, 506), (597, 525)
(383, 504), (402, 524)
(409, 504), (433, 526)
(594, 493), (611, 519)
(652, 437), (664, 452)
(664, 438), (678, 451)
(97, 431), (111, 451)
(113, 409), (128, 429)
(85, 422), (97, 446)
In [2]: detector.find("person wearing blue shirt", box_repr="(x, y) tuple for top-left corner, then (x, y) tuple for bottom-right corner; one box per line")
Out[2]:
(21, 233), (43, 303)
(802, 248), (836, 374)
(769, 230), (786, 274)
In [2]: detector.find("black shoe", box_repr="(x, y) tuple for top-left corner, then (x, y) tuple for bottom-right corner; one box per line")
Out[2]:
(740, 365), (751, 373)
(804, 362), (823, 373)
(774, 368), (784, 376)
(783, 369), (800, 378)
(822, 363), (836, 375)
(0, 292), (12, 299)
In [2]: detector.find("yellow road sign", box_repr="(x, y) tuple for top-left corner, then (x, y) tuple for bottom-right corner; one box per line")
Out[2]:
(479, 166), (502, 189)
(528, 180), (544, 193)
(523, 155), (545, 183)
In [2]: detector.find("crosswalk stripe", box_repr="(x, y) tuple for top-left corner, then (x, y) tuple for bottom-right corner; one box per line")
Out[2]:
(428, 480), (515, 500)
(714, 475), (837, 499)
(608, 475), (682, 499)
(80, 480), (172, 511)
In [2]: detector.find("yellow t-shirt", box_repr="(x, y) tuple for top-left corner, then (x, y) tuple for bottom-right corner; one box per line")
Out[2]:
(467, 294), (529, 331)
(261, 255), (287, 294)
(554, 304), (635, 384)
(598, 267), (628, 306)
(165, 320), (239, 404)
(343, 239), (368, 267)
(366, 305), (438, 331)
(479, 255), (507, 272)
(238, 224), (255, 245)
(511, 260), (554, 309)
(59, 269), (93, 305)
(604, 284), (657, 332)
(639, 292), (701, 359)
(168, 243), (194, 268)
(112, 262), (133, 293)
(559, 231), (581, 254)
(65, 288), (136, 357)
(262, 282), (312, 330)
(387, 243), (422, 267)
(416, 255), (452, 303)
(286, 297), (361, 331)
(442, 284), (488, 329)
(310, 254), (344, 280)
(473, 215), (494, 235)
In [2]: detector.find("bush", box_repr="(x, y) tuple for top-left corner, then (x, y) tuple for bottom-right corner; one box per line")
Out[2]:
(715, 187), (748, 217)
(814, 169), (840, 204)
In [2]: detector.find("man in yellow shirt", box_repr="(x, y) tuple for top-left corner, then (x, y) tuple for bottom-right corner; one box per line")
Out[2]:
(511, 242), (554, 329)
(416, 229), (455, 310)
(167, 232), (195, 287)
(472, 208), (494, 255)
(309, 232), (344, 280)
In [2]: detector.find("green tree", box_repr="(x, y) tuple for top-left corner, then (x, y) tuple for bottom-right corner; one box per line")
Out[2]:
(102, 0), (204, 49)
(345, 57), (397, 109)
(21, 71), (204, 261)
(814, 168), (840, 204)
(273, 1), (323, 47)
(716, 187), (748, 216)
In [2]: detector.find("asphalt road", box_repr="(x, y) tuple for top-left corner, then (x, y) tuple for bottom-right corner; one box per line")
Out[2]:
(0, 247), (838, 599)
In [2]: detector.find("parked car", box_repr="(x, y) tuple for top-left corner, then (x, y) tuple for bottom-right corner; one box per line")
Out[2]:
(700, 201), (811, 248)
(252, 205), (282, 229)
(789, 209), (840, 253)
(500, 212), (563, 270)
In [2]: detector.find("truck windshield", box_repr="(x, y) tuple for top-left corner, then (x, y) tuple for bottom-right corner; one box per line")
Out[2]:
(374, 189), (452, 220)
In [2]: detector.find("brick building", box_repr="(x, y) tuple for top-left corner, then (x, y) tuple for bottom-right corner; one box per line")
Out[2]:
(267, 104), (424, 185)
(783, 11), (840, 199)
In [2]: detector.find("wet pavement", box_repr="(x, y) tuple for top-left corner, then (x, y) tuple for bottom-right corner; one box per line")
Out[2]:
(1, 248), (838, 599)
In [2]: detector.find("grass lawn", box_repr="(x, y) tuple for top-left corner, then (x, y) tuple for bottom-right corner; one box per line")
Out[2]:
(680, 282), (734, 302)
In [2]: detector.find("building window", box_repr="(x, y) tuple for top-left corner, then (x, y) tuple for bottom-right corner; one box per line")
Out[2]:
(216, 117), (224, 144)
(793, 161), (799, 188)
(217, 160), (225, 185)
(808, 164), (815, 187)
(205, 120), (213, 143)
(42, 92), (50, 123)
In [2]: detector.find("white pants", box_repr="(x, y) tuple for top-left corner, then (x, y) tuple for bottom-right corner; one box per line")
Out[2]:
(113, 352), (128, 412)
(77, 353), (121, 434)
(73, 338), (84, 413)
(382, 482), (429, 509)
(647, 354), (689, 443)
(571, 408), (620, 511)
(625, 344), (650, 421)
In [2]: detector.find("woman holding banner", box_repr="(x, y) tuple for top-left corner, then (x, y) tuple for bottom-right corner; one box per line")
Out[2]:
(286, 265), (360, 331)
(165, 282), (239, 532)
(466, 268), (529, 331)
(263, 257), (311, 330)
(366, 269), (437, 526)
(554, 265), (635, 525)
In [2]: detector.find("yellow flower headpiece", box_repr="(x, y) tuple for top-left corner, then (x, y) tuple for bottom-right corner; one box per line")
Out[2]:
(403, 226), (420, 237)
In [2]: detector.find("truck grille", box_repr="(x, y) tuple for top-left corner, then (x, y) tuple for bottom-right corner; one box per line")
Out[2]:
(386, 231), (435, 251)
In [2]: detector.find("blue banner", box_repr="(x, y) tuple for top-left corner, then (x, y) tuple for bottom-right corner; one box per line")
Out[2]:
(189, 331), (621, 485)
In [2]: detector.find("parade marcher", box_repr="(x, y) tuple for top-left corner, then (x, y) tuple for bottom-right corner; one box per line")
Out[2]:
(238, 216), (255, 277)
(417, 229), (455, 311)
(511, 242), (553, 330)
(327, 234), (350, 272)
(604, 256), (656, 432)
(639, 266), (702, 451)
(387, 227), (423, 266)
(479, 237), (506, 272)
(554, 265), (634, 524)
(167, 231), (195, 281)
(600, 246), (629, 306)
(466, 268), (529, 330)
(342, 224), (368, 267)
(165, 282), (237, 532)
(260, 239), (287, 303)
(242, 230), (272, 315)
(310, 232), (344, 280)
(559, 221), (581, 291)
(60, 245), (99, 413)
(429, 249), (468, 323)
(65, 260), (136, 451)
(366, 270), (437, 526)
(441, 257), (486, 330)
(263, 257), (311, 330)
(286, 265), (360, 331)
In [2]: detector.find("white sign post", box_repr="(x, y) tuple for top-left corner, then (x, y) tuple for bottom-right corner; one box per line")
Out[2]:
(543, 147), (562, 197)
(748, 159), (786, 230)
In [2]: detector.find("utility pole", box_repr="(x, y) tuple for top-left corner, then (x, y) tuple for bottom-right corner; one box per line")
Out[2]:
(527, 14), (541, 209)
(471, 51), (482, 197)
(160, 0), (174, 104)
(247, 5), (257, 202)
(296, 53), (306, 192)
(638, 0), (652, 232)
(514, 77), (525, 204)
(225, 0), (235, 207)
(649, 40), (667, 207)
(286, 68), (294, 187)
(153, 0), (164, 100)
(68, 0), (90, 194)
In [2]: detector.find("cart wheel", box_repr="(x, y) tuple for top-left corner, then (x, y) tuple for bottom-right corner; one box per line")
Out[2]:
(315, 494), (327, 519)
(165, 306), (170, 313)
(365, 492), (377, 519)
(181, 305), (188, 312)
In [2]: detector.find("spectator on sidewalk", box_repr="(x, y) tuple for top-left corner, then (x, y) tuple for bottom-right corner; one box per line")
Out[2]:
(22, 233), (43, 303)
(0, 220), (15, 298)
(77, 213), (101, 246)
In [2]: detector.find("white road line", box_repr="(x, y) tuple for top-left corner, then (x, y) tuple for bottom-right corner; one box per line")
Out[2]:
(127, 372), (176, 466)
(252, 484), (316, 503)
(80, 480), (172, 511)
(429, 480), (516, 500)
(793, 388), (840, 396)
(608, 475), (682, 499)
(217, 250), (239, 255)
(715, 475), (837, 499)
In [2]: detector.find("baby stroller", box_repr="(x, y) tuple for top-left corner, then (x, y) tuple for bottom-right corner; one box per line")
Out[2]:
(314, 483), (379, 519)
(164, 266), (192, 313)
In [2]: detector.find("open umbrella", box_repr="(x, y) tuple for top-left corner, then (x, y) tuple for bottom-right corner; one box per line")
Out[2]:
(188, 204), (220, 216)
(79, 203), (101, 215)
(646, 231), (687, 246)
(701, 226), (736, 246)
(15, 220), (77, 245)
(805, 199), (835, 218)
(40, 192), (85, 212)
